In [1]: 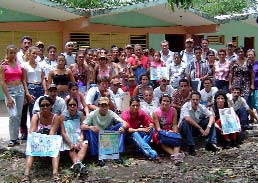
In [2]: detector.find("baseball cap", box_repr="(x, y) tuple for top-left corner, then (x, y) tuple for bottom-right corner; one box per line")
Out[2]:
(35, 41), (44, 47)
(160, 75), (169, 81)
(111, 78), (121, 85)
(128, 76), (136, 81)
(48, 84), (57, 90)
(65, 41), (74, 47)
(125, 44), (133, 49)
(98, 97), (109, 105)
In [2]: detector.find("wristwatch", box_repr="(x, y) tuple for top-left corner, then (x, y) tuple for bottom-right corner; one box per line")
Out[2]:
(208, 124), (212, 128)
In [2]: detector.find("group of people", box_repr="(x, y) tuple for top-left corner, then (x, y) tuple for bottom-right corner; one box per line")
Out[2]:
(1, 35), (258, 183)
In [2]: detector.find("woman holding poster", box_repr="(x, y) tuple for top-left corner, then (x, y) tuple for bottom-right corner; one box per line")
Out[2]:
(212, 90), (240, 149)
(22, 96), (60, 183)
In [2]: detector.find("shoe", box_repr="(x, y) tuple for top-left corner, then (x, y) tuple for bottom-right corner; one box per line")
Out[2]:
(223, 140), (231, 149)
(231, 141), (240, 148)
(98, 160), (105, 167)
(114, 159), (123, 164)
(20, 175), (31, 183)
(205, 144), (220, 152)
(188, 145), (196, 156)
(8, 140), (17, 147)
(52, 174), (60, 183)
(79, 163), (88, 174)
(243, 125), (253, 131)
(70, 162), (82, 173)
(171, 153), (185, 165)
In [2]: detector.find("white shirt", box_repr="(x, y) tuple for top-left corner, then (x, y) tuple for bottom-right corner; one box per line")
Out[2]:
(169, 61), (187, 89)
(226, 93), (249, 111)
(179, 101), (212, 126)
(153, 85), (175, 103)
(63, 52), (75, 67)
(200, 87), (218, 104)
(22, 62), (44, 83)
(140, 100), (159, 117)
(181, 49), (195, 65)
(160, 50), (174, 72)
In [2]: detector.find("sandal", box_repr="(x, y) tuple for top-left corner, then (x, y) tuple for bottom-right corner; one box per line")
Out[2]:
(20, 175), (31, 183)
(52, 174), (60, 183)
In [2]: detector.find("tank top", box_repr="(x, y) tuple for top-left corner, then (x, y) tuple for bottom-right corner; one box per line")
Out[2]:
(36, 112), (56, 133)
(4, 64), (23, 83)
(71, 64), (87, 85)
(97, 67), (110, 78)
(155, 107), (174, 131)
(138, 84), (152, 100)
(53, 74), (69, 85)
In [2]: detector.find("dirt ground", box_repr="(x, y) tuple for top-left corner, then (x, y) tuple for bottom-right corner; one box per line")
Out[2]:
(1, 138), (258, 183)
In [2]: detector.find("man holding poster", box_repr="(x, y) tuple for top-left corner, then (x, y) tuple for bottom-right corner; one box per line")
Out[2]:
(81, 97), (128, 166)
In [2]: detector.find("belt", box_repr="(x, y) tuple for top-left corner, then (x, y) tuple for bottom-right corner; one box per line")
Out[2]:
(28, 82), (42, 85)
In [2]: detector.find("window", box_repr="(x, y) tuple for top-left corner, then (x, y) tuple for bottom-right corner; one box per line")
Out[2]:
(207, 35), (224, 44)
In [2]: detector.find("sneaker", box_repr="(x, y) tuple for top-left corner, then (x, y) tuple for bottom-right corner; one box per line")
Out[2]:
(188, 145), (196, 156)
(79, 163), (88, 174)
(8, 140), (17, 147)
(114, 159), (123, 164)
(70, 162), (82, 173)
(171, 153), (185, 165)
(98, 160), (105, 167)
(205, 143), (220, 152)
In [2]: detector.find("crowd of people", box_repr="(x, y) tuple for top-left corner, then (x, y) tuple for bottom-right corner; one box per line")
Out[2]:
(0, 35), (258, 183)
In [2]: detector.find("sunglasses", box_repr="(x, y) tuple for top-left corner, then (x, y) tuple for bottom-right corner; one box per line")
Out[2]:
(68, 103), (77, 107)
(40, 103), (51, 108)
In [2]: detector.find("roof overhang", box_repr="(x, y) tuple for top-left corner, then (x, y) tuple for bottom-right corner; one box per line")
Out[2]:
(0, 0), (82, 22)
(215, 13), (258, 27)
(89, 0), (217, 28)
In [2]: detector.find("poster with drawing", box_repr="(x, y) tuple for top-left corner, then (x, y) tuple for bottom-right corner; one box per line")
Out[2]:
(114, 92), (130, 112)
(26, 132), (62, 157)
(150, 67), (169, 80)
(219, 108), (241, 135)
(98, 130), (119, 160)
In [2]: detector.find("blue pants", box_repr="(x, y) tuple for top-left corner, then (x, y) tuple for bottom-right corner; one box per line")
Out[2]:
(180, 118), (217, 146)
(126, 128), (157, 159)
(84, 123), (125, 156)
(27, 83), (44, 118)
(236, 107), (249, 127)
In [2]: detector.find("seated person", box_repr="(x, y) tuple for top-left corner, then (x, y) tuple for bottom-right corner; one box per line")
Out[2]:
(153, 76), (174, 104)
(85, 76), (116, 112)
(140, 89), (159, 117)
(121, 97), (159, 161)
(179, 91), (219, 156)
(21, 96), (60, 183)
(60, 98), (88, 174)
(152, 94), (184, 165)
(200, 78), (218, 107)
(121, 75), (137, 97)
(81, 97), (128, 166)
(133, 74), (153, 101)
(227, 86), (258, 130)
(212, 90), (240, 149)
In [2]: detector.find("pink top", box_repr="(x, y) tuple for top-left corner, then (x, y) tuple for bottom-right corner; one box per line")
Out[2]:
(98, 66), (111, 78)
(128, 56), (150, 69)
(150, 61), (164, 67)
(154, 107), (174, 131)
(36, 112), (57, 132)
(214, 61), (230, 81)
(121, 109), (152, 129)
(4, 64), (23, 83)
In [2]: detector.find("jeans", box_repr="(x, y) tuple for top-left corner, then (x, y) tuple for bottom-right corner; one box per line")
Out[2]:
(236, 107), (249, 127)
(27, 83), (44, 118)
(214, 80), (229, 94)
(179, 118), (217, 146)
(127, 128), (157, 159)
(4, 84), (24, 141)
(84, 123), (125, 156)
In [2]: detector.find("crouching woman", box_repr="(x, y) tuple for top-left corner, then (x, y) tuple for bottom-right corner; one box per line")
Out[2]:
(152, 94), (184, 165)
(21, 96), (60, 183)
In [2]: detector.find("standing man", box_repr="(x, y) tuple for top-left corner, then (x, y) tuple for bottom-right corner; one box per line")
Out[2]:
(63, 41), (76, 67)
(179, 91), (218, 155)
(128, 44), (150, 71)
(16, 36), (33, 64)
(226, 42), (237, 62)
(35, 41), (46, 62)
(201, 39), (217, 60)
(180, 38), (195, 65)
(160, 40), (174, 68)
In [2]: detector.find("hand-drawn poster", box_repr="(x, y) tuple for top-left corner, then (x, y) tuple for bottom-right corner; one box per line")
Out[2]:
(26, 132), (62, 157)
(114, 92), (130, 112)
(219, 108), (241, 135)
(150, 67), (169, 81)
(98, 130), (119, 160)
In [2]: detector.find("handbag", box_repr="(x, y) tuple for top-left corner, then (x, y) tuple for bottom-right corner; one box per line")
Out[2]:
(157, 130), (182, 147)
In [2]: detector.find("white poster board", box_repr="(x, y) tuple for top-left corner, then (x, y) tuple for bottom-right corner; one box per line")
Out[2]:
(26, 132), (62, 157)
(219, 108), (241, 135)
(114, 92), (130, 112)
(98, 130), (119, 160)
(150, 67), (169, 81)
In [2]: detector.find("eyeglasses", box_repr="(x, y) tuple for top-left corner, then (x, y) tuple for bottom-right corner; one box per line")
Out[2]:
(40, 104), (51, 108)
(68, 104), (77, 107)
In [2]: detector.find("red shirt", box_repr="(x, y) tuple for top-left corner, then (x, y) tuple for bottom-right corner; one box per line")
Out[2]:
(121, 109), (152, 129)
(128, 56), (150, 69)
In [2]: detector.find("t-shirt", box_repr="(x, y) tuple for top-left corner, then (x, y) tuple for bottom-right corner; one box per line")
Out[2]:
(84, 109), (122, 130)
(200, 87), (218, 104)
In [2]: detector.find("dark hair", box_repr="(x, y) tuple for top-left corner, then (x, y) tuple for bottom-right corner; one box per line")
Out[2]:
(39, 96), (52, 106)
(75, 50), (85, 61)
(194, 46), (202, 53)
(213, 90), (228, 120)
(47, 45), (57, 52)
(218, 48), (226, 54)
(190, 91), (201, 99)
(236, 46), (245, 54)
(21, 36), (32, 43)
(68, 82), (78, 90)
(97, 76), (110, 84)
(232, 86), (242, 92)
(206, 50), (215, 57)
(129, 97), (140, 105)
(6, 45), (17, 53)
(179, 78), (189, 86)
(203, 77), (212, 83)
(201, 38), (209, 43)
(66, 97), (78, 106)
(140, 74), (149, 81)
(174, 52), (182, 59)
(159, 93), (172, 104)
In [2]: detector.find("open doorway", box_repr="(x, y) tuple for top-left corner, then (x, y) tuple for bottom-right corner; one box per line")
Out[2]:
(244, 37), (254, 50)
(165, 34), (184, 52)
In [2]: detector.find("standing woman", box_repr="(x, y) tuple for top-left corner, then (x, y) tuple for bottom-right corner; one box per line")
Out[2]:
(0, 45), (29, 147)
(229, 46), (254, 103)
(69, 50), (89, 93)
(48, 54), (75, 98)
(21, 96), (60, 183)
(152, 94), (184, 165)
(214, 49), (230, 93)
(23, 46), (47, 118)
